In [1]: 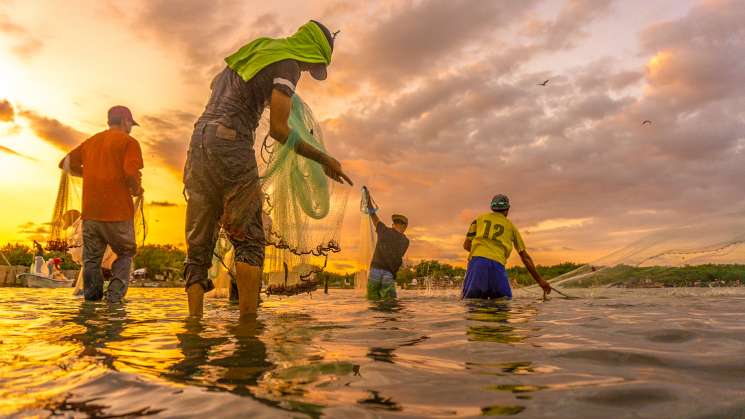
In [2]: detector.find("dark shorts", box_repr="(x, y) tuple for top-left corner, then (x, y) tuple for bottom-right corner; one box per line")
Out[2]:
(462, 256), (512, 299)
(183, 123), (265, 292)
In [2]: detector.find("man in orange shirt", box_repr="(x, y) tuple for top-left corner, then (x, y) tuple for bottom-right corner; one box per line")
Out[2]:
(59, 106), (144, 303)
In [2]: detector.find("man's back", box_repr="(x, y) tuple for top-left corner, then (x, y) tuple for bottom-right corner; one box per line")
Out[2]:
(70, 129), (143, 222)
(371, 222), (410, 275)
(466, 212), (525, 266)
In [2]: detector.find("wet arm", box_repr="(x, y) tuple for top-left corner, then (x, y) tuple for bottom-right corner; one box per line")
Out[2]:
(519, 250), (551, 293)
(370, 211), (381, 227)
(123, 140), (144, 196)
(366, 191), (381, 227)
(270, 89), (325, 162)
(269, 89), (353, 185)
(463, 220), (476, 252)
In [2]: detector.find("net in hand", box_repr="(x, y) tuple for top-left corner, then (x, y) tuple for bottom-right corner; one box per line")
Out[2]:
(257, 94), (350, 295)
(47, 157), (83, 252)
(50, 157), (147, 254)
(355, 186), (377, 291)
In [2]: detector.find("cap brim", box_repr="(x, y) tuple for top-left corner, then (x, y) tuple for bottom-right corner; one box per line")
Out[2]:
(310, 65), (328, 81)
(131, 119), (140, 126)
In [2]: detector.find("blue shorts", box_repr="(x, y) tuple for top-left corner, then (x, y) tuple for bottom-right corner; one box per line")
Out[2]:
(462, 256), (512, 299)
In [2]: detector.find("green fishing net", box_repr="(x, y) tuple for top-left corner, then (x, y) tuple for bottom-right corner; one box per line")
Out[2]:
(210, 94), (350, 297)
(547, 210), (745, 288)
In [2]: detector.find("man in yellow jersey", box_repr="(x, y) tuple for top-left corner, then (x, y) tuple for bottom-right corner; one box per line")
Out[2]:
(462, 194), (551, 299)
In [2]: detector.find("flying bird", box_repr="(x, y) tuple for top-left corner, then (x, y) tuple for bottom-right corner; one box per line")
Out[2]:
(642, 120), (652, 126)
(537, 79), (550, 86)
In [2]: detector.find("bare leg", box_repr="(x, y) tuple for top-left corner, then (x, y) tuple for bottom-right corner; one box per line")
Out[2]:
(235, 262), (262, 316)
(187, 283), (205, 317)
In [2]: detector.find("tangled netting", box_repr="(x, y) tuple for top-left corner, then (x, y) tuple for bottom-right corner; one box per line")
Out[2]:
(210, 94), (350, 297)
(547, 210), (745, 288)
(355, 186), (377, 292)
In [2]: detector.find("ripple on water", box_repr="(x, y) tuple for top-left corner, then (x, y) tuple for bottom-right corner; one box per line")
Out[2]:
(2, 288), (745, 417)
(578, 386), (678, 407)
(644, 329), (696, 343)
(556, 349), (667, 367)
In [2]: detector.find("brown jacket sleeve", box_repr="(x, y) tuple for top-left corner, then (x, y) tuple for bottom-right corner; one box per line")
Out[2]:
(123, 138), (144, 195)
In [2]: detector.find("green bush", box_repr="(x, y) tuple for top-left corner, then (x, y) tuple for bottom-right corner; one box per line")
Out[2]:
(0, 243), (80, 270)
(133, 244), (186, 280)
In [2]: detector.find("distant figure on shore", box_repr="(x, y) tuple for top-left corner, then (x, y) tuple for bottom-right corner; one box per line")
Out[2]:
(59, 106), (144, 303)
(462, 194), (551, 299)
(183, 20), (352, 317)
(32, 240), (45, 274)
(365, 188), (410, 300)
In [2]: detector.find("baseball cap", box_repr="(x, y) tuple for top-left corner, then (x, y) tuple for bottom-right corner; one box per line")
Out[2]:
(491, 194), (510, 211)
(392, 214), (408, 226)
(108, 105), (139, 126)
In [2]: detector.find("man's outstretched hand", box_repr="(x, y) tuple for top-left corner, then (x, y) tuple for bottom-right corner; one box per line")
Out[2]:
(130, 185), (145, 197)
(538, 278), (552, 295)
(365, 187), (376, 213)
(321, 155), (353, 186)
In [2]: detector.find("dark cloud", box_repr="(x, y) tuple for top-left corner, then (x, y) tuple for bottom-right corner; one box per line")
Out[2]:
(131, 1), (283, 84)
(0, 144), (34, 160)
(139, 111), (196, 173)
(0, 99), (14, 122)
(639, 0), (745, 112)
(524, 0), (614, 50)
(0, 13), (43, 59)
(149, 200), (178, 207)
(320, 0), (745, 265)
(17, 221), (50, 241)
(19, 110), (87, 150)
(328, 0), (539, 92)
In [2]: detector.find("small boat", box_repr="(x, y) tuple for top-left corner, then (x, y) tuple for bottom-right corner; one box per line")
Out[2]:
(17, 273), (74, 288)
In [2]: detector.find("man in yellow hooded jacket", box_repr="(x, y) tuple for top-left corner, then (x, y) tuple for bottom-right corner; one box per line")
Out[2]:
(184, 20), (352, 317)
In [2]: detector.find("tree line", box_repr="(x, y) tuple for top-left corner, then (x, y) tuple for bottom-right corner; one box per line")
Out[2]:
(0, 243), (185, 279)
(1, 242), (582, 286)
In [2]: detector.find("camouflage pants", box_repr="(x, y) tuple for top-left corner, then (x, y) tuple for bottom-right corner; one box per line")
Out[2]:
(183, 123), (265, 292)
(367, 268), (397, 300)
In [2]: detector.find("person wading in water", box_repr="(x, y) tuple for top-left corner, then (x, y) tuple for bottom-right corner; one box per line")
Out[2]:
(59, 106), (144, 303)
(462, 194), (551, 299)
(183, 20), (352, 317)
(364, 187), (409, 300)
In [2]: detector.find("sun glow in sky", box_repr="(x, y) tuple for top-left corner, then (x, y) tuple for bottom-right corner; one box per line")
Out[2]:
(2, 0), (743, 273)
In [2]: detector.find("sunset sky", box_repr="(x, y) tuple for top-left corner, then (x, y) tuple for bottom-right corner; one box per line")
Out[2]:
(1, 0), (743, 272)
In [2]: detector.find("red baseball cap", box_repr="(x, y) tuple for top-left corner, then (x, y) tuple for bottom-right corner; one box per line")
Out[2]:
(108, 105), (139, 126)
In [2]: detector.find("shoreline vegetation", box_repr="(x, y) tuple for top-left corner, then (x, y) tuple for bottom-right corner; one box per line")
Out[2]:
(1, 243), (743, 288)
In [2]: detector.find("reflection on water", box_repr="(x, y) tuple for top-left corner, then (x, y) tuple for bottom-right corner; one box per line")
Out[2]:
(357, 390), (402, 411)
(168, 318), (274, 400)
(465, 300), (534, 344)
(1, 288), (745, 417)
(68, 302), (129, 369)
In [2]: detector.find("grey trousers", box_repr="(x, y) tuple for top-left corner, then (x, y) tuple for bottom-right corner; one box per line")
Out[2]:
(82, 219), (136, 302)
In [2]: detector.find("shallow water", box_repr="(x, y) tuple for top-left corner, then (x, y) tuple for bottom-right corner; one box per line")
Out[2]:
(1, 287), (744, 418)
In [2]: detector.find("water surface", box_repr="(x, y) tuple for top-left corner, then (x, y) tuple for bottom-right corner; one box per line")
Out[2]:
(1, 288), (744, 418)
